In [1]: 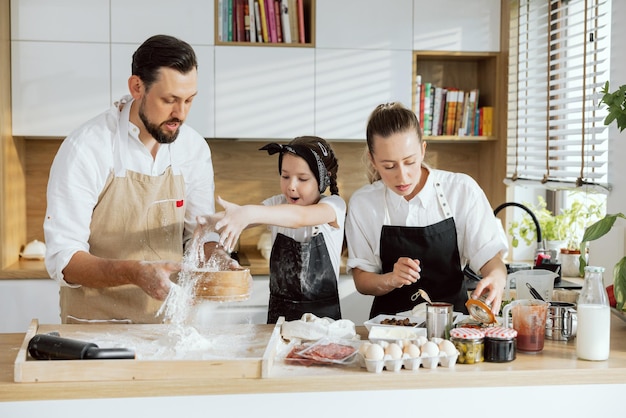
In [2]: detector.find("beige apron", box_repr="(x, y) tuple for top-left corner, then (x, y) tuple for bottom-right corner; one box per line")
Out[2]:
(60, 102), (185, 324)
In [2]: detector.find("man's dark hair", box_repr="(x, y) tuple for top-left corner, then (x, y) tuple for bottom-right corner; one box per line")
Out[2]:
(131, 34), (198, 91)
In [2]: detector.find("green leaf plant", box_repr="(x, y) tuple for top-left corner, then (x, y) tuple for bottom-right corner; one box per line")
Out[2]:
(600, 81), (626, 132)
(579, 213), (626, 311)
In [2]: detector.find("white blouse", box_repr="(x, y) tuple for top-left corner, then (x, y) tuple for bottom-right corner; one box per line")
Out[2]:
(345, 166), (508, 275)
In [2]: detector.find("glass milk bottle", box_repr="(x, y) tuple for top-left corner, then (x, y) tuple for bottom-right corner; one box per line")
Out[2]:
(576, 266), (611, 361)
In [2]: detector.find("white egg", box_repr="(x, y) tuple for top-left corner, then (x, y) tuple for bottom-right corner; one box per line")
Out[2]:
(421, 341), (440, 357)
(377, 340), (389, 350)
(385, 343), (403, 360)
(438, 339), (457, 356)
(415, 336), (429, 347)
(358, 342), (372, 356)
(403, 343), (421, 358)
(365, 343), (385, 361)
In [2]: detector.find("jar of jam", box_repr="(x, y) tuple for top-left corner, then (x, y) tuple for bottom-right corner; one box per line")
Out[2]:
(484, 326), (517, 363)
(450, 327), (485, 364)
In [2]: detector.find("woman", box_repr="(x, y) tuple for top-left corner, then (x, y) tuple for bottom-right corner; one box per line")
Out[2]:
(345, 102), (507, 318)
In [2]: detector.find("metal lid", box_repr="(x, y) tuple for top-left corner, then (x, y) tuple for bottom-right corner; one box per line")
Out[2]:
(465, 298), (497, 325)
(450, 327), (486, 339)
(484, 326), (518, 339)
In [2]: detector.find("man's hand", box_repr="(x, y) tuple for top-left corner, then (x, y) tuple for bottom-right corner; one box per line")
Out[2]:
(136, 261), (180, 300)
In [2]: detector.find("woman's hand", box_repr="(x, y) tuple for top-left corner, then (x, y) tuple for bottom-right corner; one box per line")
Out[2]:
(214, 196), (252, 253)
(386, 257), (421, 290)
(472, 256), (507, 314)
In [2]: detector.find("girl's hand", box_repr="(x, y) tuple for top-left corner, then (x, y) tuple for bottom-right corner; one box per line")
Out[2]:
(387, 257), (421, 290)
(215, 196), (251, 253)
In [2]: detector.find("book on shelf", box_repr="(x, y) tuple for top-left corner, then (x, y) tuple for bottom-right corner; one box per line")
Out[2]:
(273, 0), (283, 43)
(235, 0), (246, 42)
(414, 75), (422, 122)
(248, 0), (256, 42)
(431, 87), (444, 137)
(266, 0), (278, 43)
(257, 0), (269, 42)
(444, 89), (458, 135)
(422, 82), (433, 136)
(227, 0), (234, 41)
(280, 0), (292, 43)
(288, 0), (299, 43)
(297, 0), (305, 43)
(254, 1), (264, 42)
(482, 106), (494, 136)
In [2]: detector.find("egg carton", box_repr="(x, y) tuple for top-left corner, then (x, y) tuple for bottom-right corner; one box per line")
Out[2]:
(357, 339), (460, 373)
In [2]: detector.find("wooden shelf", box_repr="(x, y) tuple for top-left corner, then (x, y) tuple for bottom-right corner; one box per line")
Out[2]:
(214, 0), (316, 47)
(412, 50), (507, 208)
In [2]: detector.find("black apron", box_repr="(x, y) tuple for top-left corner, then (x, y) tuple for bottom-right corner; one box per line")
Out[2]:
(370, 185), (468, 318)
(267, 232), (341, 323)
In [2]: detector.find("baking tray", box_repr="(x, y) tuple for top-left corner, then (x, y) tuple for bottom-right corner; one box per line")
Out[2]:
(14, 318), (283, 383)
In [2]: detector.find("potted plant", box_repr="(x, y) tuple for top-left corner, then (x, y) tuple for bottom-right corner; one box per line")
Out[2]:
(507, 194), (605, 253)
(575, 82), (626, 311)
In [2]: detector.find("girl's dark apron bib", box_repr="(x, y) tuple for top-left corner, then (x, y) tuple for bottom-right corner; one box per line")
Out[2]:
(267, 232), (341, 323)
(370, 182), (468, 318)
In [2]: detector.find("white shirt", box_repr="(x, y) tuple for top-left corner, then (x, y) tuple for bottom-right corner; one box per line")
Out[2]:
(263, 194), (346, 279)
(44, 97), (216, 283)
(345, 166), (508, 275)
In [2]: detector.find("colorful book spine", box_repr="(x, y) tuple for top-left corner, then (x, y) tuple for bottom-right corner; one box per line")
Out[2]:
(248, 0), (256, 42)
(274, 0), (283, 43)
(445, 90), (458, 135)
(414, 75), (422, 121)
(280, 0), (291, 43)
(288, 0), (299, 43)
(422, 82), (432, 136)
(257, 0), (269, 42)
(227, 0), (234, 41)
(266, 0), (277, 42)
(431, 87), (443, 136)
(297, 0), (305, 43)
(482, 106), (494, 136)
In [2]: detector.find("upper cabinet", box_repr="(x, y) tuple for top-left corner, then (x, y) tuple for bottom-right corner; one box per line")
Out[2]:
(214, 46), (314, 138)
(9, 0), (501, 138)
(413, 0), (501, 52)
(315, 0), (412, 50)
(110, 0), (215, 45)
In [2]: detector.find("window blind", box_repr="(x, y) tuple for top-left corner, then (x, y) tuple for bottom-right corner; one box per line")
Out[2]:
(507, 0), (611, 192)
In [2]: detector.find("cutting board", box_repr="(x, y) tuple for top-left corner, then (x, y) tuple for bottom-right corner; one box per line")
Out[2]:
(14, 318), (283, 383)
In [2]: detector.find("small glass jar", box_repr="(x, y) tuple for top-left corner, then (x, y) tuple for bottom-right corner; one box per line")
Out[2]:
(484, 327), (517, 363)
(465, 292), (497, 325)
(450, 328), (485, 364)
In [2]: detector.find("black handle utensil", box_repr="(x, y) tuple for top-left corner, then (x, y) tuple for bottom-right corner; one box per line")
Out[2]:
(526, 282), (545, 301)
(28, 333), (135, 360)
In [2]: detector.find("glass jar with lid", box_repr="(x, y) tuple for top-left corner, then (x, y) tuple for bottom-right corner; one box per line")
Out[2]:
(450, 327), (485, 364)
(484, 326), (517, 362)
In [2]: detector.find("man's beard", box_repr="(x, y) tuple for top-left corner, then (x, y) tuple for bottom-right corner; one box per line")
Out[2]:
(138, 104), (182, 144)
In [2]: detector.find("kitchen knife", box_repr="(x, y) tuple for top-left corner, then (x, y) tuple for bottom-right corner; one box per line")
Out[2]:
(28, 333), (135, 360)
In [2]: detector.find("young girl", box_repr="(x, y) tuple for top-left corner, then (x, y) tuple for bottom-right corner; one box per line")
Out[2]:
(345, 102), (508, 318)
(214, 136), (345, 323)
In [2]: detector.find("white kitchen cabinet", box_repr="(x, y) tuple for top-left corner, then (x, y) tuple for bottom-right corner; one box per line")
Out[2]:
(11, 41), (111, 137)
(314, 49), (412, 140)
(315, 0), (413, 50)
(0, 280), (60, 334)
(111, 44), (216, 138)
(10, 0), (109, 42)
(110, 0), (214, 45)
(413, 0), (501, 52)
(214, 46), (315, 139)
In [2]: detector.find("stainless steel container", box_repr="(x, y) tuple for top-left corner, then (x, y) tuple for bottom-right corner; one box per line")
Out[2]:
(426, 302), (453, 339)
(545, 301), (577, 341)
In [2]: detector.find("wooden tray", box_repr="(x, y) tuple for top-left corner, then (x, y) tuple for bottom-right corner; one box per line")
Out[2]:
(14, 318), (284, 383)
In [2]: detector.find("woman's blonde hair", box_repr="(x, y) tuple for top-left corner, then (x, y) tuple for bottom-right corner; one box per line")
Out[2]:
(364, 102), (423, 183)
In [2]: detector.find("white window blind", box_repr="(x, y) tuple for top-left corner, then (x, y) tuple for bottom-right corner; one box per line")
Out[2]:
(507, 0), (611, 192)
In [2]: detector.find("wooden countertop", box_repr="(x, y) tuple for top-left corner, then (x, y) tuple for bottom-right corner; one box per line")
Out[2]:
(2, 316), (626, 402)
